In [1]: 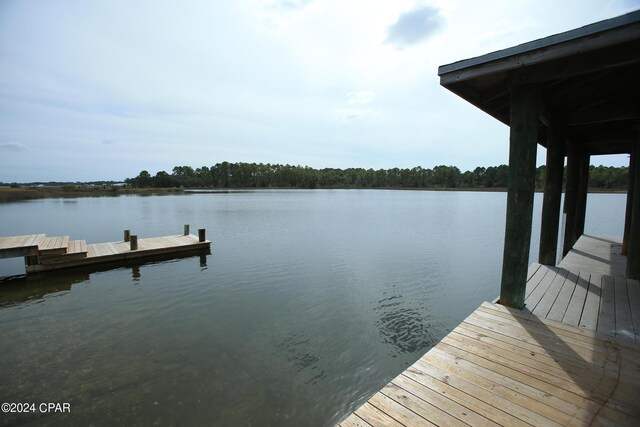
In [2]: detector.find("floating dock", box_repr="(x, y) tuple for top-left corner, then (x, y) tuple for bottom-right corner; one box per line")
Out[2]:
(338, 234), (640, 426)
(0, 226), (210, 274)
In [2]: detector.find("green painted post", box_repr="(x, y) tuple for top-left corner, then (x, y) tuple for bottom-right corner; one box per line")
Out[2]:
(499, 84), (540, 309)
(539, 120), (565, 266)
(184, 224), (190, 236)
(130, 235), (138, 251)
(563, 142), (580, 256)
(627, 140), (640, 279)
(575, 151), (590, 238)
(622, 149), (635, 256)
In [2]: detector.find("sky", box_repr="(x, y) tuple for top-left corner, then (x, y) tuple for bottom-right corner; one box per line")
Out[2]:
(1, 0), (639, 182)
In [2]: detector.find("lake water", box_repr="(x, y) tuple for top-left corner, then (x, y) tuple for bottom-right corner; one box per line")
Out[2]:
(0, 190), (626, 426)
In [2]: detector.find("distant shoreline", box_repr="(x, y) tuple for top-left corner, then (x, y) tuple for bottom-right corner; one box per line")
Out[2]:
(0, 185), (626, 203)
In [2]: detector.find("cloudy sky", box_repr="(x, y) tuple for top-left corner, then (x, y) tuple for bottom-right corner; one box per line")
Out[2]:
(1, 0), (638, 182)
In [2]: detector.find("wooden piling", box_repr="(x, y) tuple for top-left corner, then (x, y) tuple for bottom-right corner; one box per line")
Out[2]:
(623, 147), (636, 255)
(124, 229), (131, 242)
(198, 229), (206, 242)
(575, 151), (590, 238)
(627, 139), (640, 279)
(539, 119), (565, 266)
(563, 142), (580, 256)
(130, 235), (138, 251)
(499, 84), (539, 309)
(184, 224), (190, 236)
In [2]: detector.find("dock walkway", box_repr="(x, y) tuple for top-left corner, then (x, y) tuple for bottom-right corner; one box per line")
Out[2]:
(339, 235), (640, 426)
(0, 228), (210, 274)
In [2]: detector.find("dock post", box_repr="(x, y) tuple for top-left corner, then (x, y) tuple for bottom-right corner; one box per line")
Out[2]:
(563, 142), (580, 256)
(184, 224), (190, 235)
(575, 151), (590, 238)
(499, 84), (539, 309)
(198, 229), (206, 242)
(622, 146), (636, 256)
(627, 138), (640, 279)
(124, 229), (131, 242)
(539, 118), (565, 266)
(130, 235), (138, 251)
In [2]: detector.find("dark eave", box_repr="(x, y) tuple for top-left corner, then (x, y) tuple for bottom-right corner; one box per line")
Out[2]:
(438, 10), (640, 155)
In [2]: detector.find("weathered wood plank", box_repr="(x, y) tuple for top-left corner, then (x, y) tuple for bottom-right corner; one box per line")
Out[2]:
(372, 387), (438, 427)
(408, 358), (557, 426)
(525, 266), (558, 312)
(615, 276), (635, 341)
(339, 414), (373, 427)
(428, 346), (572, 425)
(445, 330), (604, 397)
(354, 402), (404, 427)
(477, 303), (640, 365)
(580, 273), (601, 331)
(476, 305), (640, 362)
(401, 365), (526, 427)
(0, 236), (22, 249)
(437, 341), (602, 422)
(559, 235), (626, 277)
(628, 279), (640, 343)
(465, 313), (639, 374)
(598, 275), (616, 336)
(525, 263), (549, 298)
(532, 268), (569, 317)
(86, 244), (97, 258)
(387, 373), (488, 426)
(547, 270), (578, 321)
(105, 242), (120, 256)
(562, 271), (589, 327)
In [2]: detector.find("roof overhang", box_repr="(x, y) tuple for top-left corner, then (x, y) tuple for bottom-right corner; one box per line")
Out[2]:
(438, 10), (640, 155)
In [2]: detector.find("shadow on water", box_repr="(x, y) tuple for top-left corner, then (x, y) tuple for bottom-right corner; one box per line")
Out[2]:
(0, 249), (210, 308)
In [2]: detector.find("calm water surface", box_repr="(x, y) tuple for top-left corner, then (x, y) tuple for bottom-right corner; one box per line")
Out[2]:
(0, 190), (626, 426)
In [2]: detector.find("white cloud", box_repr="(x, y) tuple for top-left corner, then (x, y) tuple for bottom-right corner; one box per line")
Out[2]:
(385, 5), (445, 48)
(0, 141), (29, 152)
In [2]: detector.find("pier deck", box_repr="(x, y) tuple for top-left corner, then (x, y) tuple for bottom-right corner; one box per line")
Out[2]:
(0, 230), (210, 274)
(339, 235), (640, 426)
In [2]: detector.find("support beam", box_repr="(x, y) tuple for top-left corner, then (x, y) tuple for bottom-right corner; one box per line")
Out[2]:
(500, 84), (540, 309)
(539, 120), (565, 265)
(575, 150), (590, 238)
(627, 137), (640, 279)
(623, 150), (635, 255)
(563, 142), (580, 256)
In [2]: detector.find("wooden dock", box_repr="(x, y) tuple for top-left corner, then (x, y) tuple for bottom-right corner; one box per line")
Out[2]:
(338, 235), (640, 426)
(0, 227), (210, 274)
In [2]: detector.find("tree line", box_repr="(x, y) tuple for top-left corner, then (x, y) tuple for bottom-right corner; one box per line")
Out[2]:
(125, 162), (629, 190)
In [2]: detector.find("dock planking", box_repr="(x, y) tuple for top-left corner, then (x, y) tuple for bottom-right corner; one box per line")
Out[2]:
(0, 227), (210, 275)
(339, 234), (640, 426)
(339, 302), (640, 427)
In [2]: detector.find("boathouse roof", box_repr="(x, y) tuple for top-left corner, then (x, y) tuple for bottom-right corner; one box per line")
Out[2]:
(437, 10), (640, 155)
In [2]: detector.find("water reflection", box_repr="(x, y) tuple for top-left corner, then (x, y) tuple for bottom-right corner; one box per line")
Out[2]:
(0, 250), (210, 308)
(0, 271), (89, 308)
